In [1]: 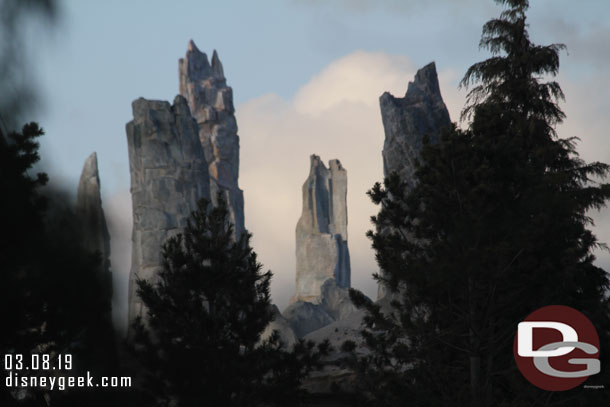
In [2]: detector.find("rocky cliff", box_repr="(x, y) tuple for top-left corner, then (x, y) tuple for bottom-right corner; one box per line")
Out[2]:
(380, 62), (451, 187)
(294, 155), (350, 302)
(126, 96), (210, 327)
(179, 40), (245, 238)
(377, 62), (451, 298)
(282, 155), (356, 338)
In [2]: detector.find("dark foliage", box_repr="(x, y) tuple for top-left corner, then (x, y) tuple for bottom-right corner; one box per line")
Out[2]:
(1, 123), (118, 406)
(349, 1), (610, 406)
(131, 196), (329, 407)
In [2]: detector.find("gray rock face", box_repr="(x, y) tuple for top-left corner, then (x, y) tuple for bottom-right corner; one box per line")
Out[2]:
(294, 155), (350, 303)
(126, 95), (210, 327)
(378, 62), (451, 299)
(380, 61), (451, 187)
(283, 280), (359, 338)
(76, 152), (112, 313)
(318, 279), (358, 321)
(179, 40), (245, 238)
(303, 307), (364, 338)
(283, 301), (335, 338)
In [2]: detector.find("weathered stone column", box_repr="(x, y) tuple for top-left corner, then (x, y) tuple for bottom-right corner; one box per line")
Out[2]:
(294, 155), (351, 303)
(76, 152), (112, 319)
(179, 40), (245, 238)
(378, 62), (451, 299)
(126, 96), (210, 328)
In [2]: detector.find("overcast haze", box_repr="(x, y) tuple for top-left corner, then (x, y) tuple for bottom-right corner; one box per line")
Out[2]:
(26, 0), (610, 332)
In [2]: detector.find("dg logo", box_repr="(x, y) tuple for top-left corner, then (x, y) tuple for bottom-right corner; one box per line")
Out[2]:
(513, 305), (601, 391)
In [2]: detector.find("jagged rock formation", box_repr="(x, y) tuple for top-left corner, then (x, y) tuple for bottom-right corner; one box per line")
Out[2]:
(284, 279), (358, 338)
(179, 40), (245, 238)
(318, 278), (358, 321)
(283, 300), (335, 338)
(75, 152), (119, 375)
(126, 96), (210, 327)
(303, 309), (366, 351)
(377, 62), (451, 299)
(380, 62), (451, 187)
(76, 152), (111, 272)
(288, 63), (453, 399)
(293, 155), (350, 303)
(76, 152), (112, 316)
(282, 155), (355, 338)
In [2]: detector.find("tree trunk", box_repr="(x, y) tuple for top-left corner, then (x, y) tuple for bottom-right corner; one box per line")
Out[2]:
(469, 276), (482, 407)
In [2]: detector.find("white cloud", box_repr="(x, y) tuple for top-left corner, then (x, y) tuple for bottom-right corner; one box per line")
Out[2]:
(293, 51), (415, 115)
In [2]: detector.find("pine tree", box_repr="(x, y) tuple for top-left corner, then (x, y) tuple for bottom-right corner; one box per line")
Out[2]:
(1, 123), (48, 406)
(350, 1), (610, 406)
(131, 196), (328, 407)
(1, 123), (118, 406)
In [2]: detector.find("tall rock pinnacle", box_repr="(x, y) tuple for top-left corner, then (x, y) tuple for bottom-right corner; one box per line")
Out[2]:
(179, 40), (245, 238)
(76, 152), (112, 316)
(294, 155), (351, 303)
(377, 62), (451, 299)
(380, 62), (451, 187)
(126, 96), (211, 328)
(283, 155), (356, 338)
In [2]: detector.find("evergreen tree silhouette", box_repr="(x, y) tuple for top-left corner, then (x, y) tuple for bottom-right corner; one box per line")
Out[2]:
(1, 123), (118, 407)
(349, 1), (610, 406)
(132, 195), (328, 407)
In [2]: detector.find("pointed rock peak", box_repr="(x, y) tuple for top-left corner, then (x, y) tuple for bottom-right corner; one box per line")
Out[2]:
(211, 49), (224, 78)
(81, 152), (99, 181)
(76, 151), (102, 219)
(406, 61), (442, 100)
(414, 62), (438, 83)
(187, 39), (200, 53)
(182, 40), (210, 76)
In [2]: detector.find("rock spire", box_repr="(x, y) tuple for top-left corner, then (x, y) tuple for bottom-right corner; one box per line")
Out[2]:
(293, 155), (351, 303)
(126, 96), (211, 327)
(380, 62), (451, 187)
(282, 156), (356, 338)
(377, 62), (451, 298)
(76, 152), (112, 315)
(179, 40), (245, 238)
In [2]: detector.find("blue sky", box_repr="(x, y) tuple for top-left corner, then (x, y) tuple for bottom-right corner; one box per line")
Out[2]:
(26, 0), (610, 330)
(33, 0), (609, 191)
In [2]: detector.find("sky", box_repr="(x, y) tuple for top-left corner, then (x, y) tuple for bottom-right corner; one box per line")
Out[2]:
(24, 0), (610, 332)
